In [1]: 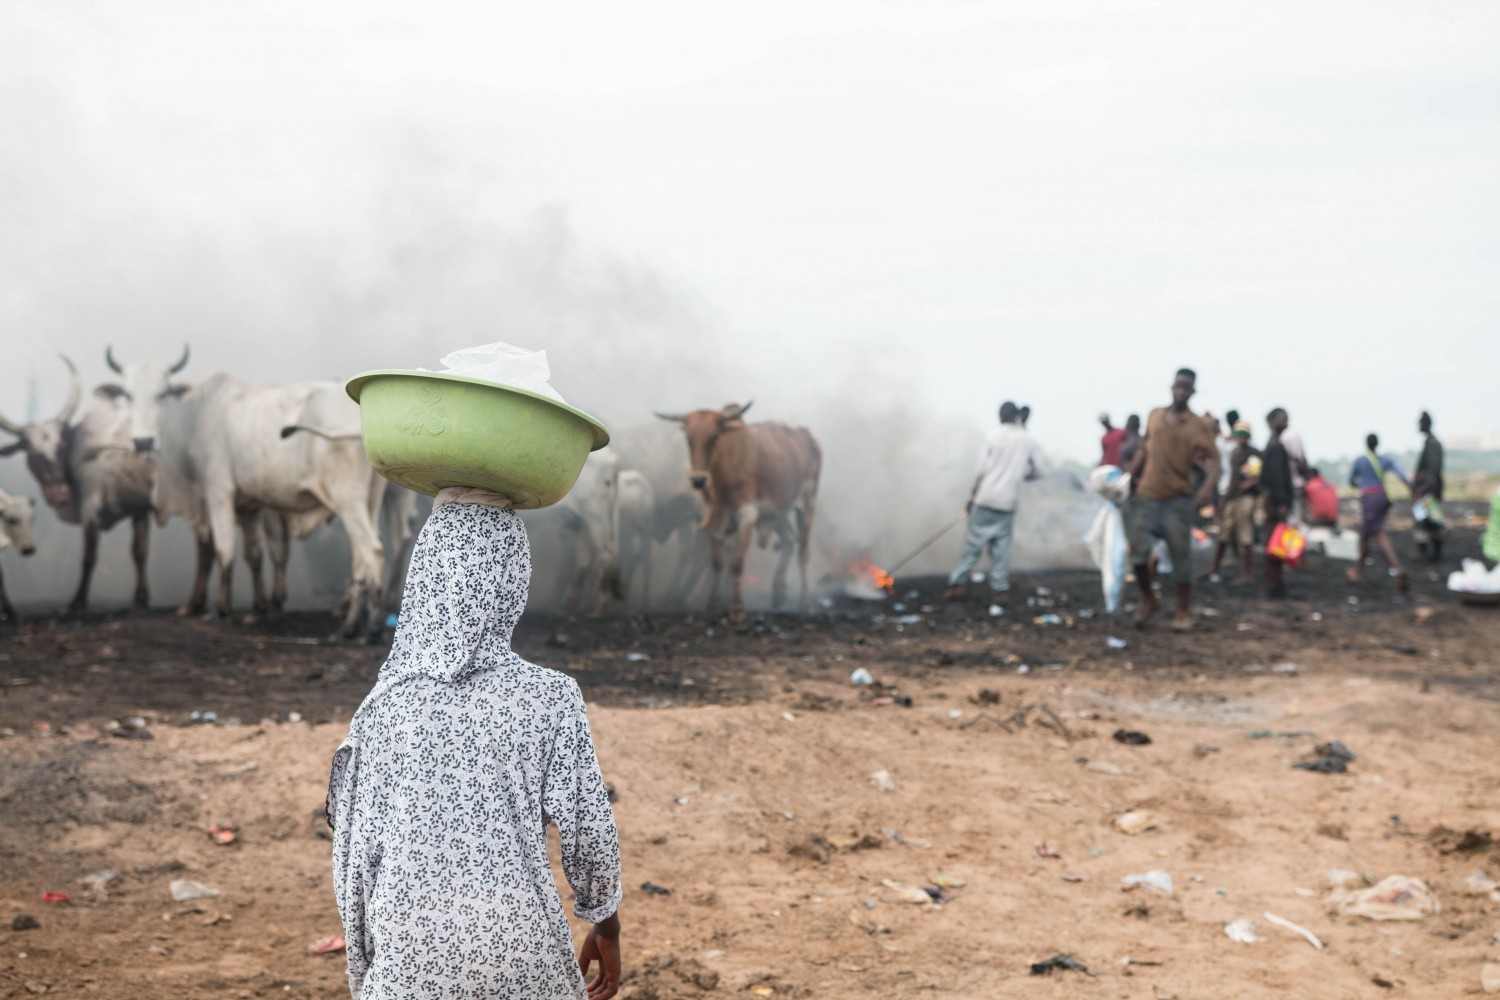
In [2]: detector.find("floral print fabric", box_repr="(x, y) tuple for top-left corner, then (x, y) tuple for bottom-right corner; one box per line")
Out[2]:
(328, 502), (621, 999)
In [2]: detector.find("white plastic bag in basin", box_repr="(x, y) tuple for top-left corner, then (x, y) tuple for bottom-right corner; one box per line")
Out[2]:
(438, 342), (567, 404)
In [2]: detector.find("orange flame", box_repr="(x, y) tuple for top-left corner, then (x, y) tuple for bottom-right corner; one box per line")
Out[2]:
(847, 556), (895, 595)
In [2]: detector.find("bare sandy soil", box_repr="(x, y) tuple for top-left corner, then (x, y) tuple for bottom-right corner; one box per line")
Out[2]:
(2, 518), (1499, 999)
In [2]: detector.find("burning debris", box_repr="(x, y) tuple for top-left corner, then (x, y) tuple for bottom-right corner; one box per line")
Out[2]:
(843, 555), (895, 600)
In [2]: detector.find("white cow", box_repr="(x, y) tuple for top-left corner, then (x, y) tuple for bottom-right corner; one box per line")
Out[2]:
(0, 487), (37, 621)
(0, 355), (157, 612)
(104, 349), (387, 639)
(611, 423), (711, 607)
(528, 446), (624, 616)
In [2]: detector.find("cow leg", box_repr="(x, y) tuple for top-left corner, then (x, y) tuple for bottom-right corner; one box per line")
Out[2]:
(266, 513), (289, 613)
(797, 487), (818, 613)
(728, 504), (757, 619)
(239, 508), (268, 617)
(326, 495), (384, 642)
(66, 523), (100, 615)
(207, 499), (238, 620)
(636, 533), (653, 611)
(704, 527), (727, 616)
(130, 515), (151, 609)
(179, 530), (215, 616)
(0, 563), (15, 621)
(770, 519), (795, 611)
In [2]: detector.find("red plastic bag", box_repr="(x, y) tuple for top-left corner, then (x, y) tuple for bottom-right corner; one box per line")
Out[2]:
(1305, 476), (1339, 524)
(1266, 523), (1306, 567)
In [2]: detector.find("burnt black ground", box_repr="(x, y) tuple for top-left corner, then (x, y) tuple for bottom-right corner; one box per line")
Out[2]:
(0, 501), (1494, 731)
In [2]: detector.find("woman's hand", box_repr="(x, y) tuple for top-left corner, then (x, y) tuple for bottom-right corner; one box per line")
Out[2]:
(579, 913), (622, 1000)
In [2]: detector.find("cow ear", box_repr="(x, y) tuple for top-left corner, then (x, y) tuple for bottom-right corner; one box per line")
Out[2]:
(94, 384), (127, 402)
(0, 439), (23, 457)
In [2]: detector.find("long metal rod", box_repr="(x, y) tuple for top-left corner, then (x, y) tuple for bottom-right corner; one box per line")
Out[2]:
(885, 512), (967, 575)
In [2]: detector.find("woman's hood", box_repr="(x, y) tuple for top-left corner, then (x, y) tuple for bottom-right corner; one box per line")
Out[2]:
(381, 501), (531, 684)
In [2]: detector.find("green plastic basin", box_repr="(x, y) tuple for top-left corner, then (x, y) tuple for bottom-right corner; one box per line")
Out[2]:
(345, 370), (610, 509)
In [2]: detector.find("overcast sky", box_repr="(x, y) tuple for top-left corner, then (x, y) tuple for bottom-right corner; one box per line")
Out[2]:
(2, 0), (1497, 465)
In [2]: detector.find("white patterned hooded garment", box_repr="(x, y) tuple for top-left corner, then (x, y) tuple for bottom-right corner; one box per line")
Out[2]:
(327, 502), (621, 1000)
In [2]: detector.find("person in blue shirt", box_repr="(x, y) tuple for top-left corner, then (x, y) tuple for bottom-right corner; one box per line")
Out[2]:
(1347, 433), (1410, 592)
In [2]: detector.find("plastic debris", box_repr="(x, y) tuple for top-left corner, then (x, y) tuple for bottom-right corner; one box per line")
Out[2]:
(1030, 954), (1095, 977)
(1034, 613), (1063, 625)
(640, 882), (673, 897)
(1113, 729), (1151, 746)
(1033, 841), (1061, 859)
(1294, 741), (1355, 774)
(1086, 760), (1124, 775)
(1224, 919), (1262, 943)
(207, 823), (238, 846)
(1263, 911), (1323, 949)
(1329, 874), (1438, 920)
(186, 711), (217, 725)
(12, 913), (39, 931)
(988, 604), (1004, 618)
(625, 652), (649, 662)
(107, 717), (152, 740)
(1113, 811), (1159, 835)
(81, 870), (117, 902)
(1122, 870), (1173, 894)
(40, 892), (70, 904)
(930, 874), (966, 889)
(1483, 963), (1500, 994)
(384, 613), (399, 629)
(869, 770), (895, 792)
(1106, 636), (1129, 650)
(1463, 872), (1500, 899)
(169, 880), (220, 902)
(849, 667), (874, 685)
(310, 934), (346, 954)
(882, 879), (936, 905)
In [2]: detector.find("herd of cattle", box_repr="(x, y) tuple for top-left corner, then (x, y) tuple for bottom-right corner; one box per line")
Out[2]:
(0, 350), (823, 635)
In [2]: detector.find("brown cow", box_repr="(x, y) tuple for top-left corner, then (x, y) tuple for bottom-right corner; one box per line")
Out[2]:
(655, 401), (820, 617)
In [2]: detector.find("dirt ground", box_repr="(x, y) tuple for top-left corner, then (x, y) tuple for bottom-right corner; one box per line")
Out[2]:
(2, 511), (1499, 998)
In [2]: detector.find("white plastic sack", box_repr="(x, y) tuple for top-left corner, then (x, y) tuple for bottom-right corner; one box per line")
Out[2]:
(1084, 501), (1127, 613)
(438, 342), (567, 404)
(1088, 465), (1131, 504)
(1448, 558), (1500, 595)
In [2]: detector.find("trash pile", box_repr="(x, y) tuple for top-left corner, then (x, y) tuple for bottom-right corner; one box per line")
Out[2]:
(1448, 559), (1500, 596)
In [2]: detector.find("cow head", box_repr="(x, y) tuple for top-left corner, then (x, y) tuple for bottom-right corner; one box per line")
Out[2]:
(0, 492), (37, 556)
(98, 344), (192, 452)
(654, 400), (753, 492)
(0, 355), (83, 510)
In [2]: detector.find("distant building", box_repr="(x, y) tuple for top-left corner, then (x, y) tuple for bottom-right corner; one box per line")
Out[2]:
(1449, 432), (1500, 451)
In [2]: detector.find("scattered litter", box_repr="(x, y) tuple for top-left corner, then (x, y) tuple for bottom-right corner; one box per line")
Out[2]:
(849, 668), (874, 686)
(1271, 662), (1301, 674)
(1462, 872), (1500, 899)
(1033, 613), (1063, 625)
(750, 987), (775, 997)
(1224, 919), (1262, 943)
(309, 934), (346, 954)
(1330, 875), (1438, 920)
(625, 652), (650, 662)
(12, 913), (39, 931)
(1086, 760), (1124, 775)
(206, 823), (238, 846)
(988, 604), (1004, 618)
(1113, 811), (1159, 835)
(40, 892), (70, 904)
(1015, 664), (1030, 675)
(781, 712), (796, 722)
(1328, 869), (1366, 890)
(1033, 841), (1061, 859)
(1106, 636), (1129, 650)
(869, 770), (895, 792)
(1061, 873), (1086, 882)
(1247, 729), (1316, 740)
(186, 711), (217, 726)
(893, 614), (923, 626)
(286, 712), (303, 723)
(1263, 912), (1323, 950)
(1029, 954), (1095, 977)
(1113, 729), (1151, 746)
(169, 880), (220, 902)
(640, 882), (673, 897)
(882, 879), (937, 905)
(1482, 963), (1500, 994)
(947, 708), (962, 719)
(1294, 741), (1355, 774)
(1121, 870), (1173, 894)
(930, 874), (965, 889)
(80, 870), (116, 902)
(107, 717), (152, 740)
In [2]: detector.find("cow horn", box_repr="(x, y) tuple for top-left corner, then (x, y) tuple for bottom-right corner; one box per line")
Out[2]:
(105, 345), (124, 374)
(56, 354), (81, 424)
(653, 411), (687, 423)
(723, 399), (753, 420)
(0, 403), (20, 435)
(169, 343), (191, 374)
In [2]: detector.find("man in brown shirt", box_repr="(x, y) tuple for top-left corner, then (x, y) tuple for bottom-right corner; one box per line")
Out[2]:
(1124, 368), (1219, 630)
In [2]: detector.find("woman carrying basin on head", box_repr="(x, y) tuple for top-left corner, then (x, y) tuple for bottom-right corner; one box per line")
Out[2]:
(326, 491), (623, 1000)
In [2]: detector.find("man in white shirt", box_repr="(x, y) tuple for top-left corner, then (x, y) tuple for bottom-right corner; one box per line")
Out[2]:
(944, 402), (1047, 605)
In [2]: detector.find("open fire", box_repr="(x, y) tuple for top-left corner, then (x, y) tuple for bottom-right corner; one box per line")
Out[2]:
(845, 555), (895, 599)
